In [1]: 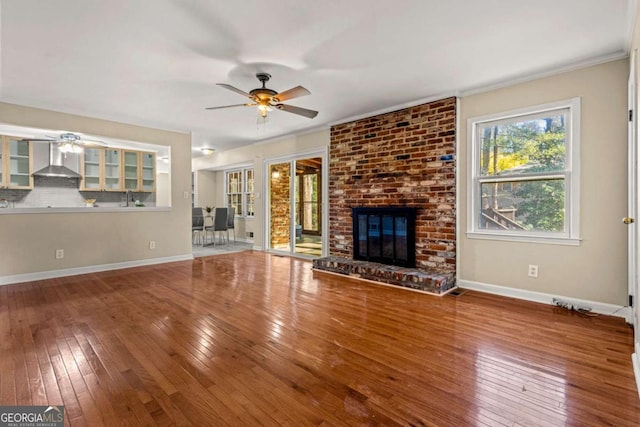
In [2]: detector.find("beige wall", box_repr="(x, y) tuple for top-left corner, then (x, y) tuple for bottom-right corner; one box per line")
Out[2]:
(0, 103), (193, 278)
(192, 129), (330, 249)
(458, 59), (628, 304)
(195, 170), (218, 209)
(156, 172), (171, 207)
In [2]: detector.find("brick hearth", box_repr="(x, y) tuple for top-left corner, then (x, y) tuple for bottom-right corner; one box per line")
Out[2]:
(313, 256), (456, 295)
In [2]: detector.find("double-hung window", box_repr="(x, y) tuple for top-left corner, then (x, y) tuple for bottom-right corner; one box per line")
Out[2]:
(226, 168), (255, 217)
(468, 98), (580, 245)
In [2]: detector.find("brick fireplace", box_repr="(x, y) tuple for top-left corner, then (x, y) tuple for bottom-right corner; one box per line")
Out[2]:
(313, 97), (456, 294)
(352, 206), (417, 268)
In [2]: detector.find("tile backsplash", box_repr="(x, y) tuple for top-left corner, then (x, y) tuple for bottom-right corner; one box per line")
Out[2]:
(0, 176), (155, 208)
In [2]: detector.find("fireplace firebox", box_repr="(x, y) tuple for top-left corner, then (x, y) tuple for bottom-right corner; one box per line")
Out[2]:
(352, 207), (417, 268)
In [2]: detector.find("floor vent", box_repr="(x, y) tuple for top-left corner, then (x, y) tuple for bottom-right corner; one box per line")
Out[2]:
(447, 289), (467, 297)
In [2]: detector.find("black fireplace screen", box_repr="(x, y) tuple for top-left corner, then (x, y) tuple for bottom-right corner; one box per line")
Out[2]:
(352, 207), (416, 268)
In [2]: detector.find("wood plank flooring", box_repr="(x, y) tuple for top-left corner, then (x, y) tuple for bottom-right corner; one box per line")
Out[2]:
(1, 251), (639, 426)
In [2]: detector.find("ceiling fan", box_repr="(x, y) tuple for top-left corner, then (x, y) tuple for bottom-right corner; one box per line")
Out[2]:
(22, 132), (107, 153)
(206, 73), (318, 119)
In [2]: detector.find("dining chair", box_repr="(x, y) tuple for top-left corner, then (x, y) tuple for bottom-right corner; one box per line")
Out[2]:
(227, 206), (236, 242)
(205, 207), (228, 245)
(192, 207), (205, 244)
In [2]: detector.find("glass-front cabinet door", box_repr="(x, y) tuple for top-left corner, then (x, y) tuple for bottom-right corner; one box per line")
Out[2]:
(1, 137), (33, 189)
(141, 152), (155, 191)
(9, 139), (31, 188)
(123, 151), (139, 190)
(80, 147), (102, 190)
(103, 149), (121, 190)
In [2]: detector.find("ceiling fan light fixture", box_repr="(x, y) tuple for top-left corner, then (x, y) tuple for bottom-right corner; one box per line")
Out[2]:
(200, 147), (215, 155)
(58, 141), (83, 153)
(257, 103), (272, 118)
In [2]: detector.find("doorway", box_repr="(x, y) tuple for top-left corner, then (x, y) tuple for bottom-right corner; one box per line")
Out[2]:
(267, 152), (326, 257)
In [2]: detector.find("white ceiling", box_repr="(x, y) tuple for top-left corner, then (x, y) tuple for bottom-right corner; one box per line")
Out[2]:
(0, 0), (634, 157)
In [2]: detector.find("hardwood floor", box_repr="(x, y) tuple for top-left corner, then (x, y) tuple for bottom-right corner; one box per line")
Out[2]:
(1, 251), (639, 426)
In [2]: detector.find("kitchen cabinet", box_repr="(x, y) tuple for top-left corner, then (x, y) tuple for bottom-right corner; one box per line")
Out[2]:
(0, 135), (33, 189)
(80, 147), (102, 190)
(80, 147), (123, 191)
(104, 149), (122, 190)
(80, 148), (155, 192)
(123, 150), (140, 190)
(123, 150), (155, 192)
(141, 152), (155, 192)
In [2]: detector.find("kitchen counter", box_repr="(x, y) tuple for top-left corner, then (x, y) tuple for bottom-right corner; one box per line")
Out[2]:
(0, 206), (171, 214)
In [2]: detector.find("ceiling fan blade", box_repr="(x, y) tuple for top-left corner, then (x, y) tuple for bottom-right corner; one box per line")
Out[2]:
(20, 138), (56, 142)
(205, 103), (256, 110)
(273, 86), (310, 102)
(216, 83), (252, 99)
(275, 104), (318, 119)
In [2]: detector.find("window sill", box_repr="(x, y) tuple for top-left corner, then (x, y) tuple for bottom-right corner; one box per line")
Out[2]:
(466, 231), (581, 246)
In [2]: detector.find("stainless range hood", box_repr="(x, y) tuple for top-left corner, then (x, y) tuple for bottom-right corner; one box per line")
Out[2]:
(32, 143), (81, 179)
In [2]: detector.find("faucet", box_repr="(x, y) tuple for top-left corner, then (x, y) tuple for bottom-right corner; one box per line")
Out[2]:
(125, 190), (132, 207)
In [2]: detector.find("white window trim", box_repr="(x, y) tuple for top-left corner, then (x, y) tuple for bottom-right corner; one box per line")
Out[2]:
(466, 97), (581, 246)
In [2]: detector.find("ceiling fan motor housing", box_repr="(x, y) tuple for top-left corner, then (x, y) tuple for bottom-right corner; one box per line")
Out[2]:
(249, 88), (277, 99)
(250, 73), (277, 104)
(256, 72), (271, 84)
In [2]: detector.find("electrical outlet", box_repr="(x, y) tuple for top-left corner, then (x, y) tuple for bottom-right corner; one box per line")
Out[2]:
(183, 191), (189, 199)
(149, 241), (156, 250)
(55, 249), (64, 259)
(528, 264), (538, 278)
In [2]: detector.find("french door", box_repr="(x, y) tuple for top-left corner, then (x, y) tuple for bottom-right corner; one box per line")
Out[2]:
(266, 151), (326, 257)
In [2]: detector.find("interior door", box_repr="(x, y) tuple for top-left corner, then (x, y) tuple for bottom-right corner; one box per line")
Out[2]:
(628, 50), (639, 346)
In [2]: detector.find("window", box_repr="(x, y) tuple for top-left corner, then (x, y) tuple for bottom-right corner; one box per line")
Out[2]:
(468, 98), (580, 245)
(226, 168), (254, 217)
(246, 169), (255, 217)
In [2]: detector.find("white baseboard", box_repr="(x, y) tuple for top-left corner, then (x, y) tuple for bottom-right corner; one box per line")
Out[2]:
(0, 254), (195, 286)
(252, 245), (263, 251)
(633, 343), (640, 400)
(231, 237), (253, 244)
(458, 279), (631, 321)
